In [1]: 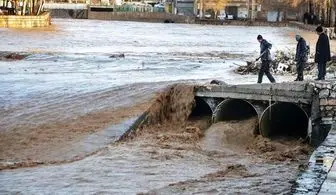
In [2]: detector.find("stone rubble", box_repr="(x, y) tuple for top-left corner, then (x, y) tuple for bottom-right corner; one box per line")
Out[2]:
(235, 50), (336, 77)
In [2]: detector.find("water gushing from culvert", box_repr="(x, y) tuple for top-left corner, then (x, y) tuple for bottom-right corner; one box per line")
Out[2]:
(259, 102), (308, 139)
(213, 99), (258, 122)
(187, 97), (213, 130)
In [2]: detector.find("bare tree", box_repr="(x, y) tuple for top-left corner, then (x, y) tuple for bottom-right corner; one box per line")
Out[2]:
(333, 0), (336, 28)
(200, 0), (228, 19)
(17, 0), (45, 15)
(22, 0), (27, 15)
(213, 0), (228, 18)
(37, 0), (44, 15)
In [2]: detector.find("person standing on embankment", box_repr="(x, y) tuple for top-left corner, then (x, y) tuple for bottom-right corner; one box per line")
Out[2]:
(315, 26), (331, 80)
(256, 35), (276, 83)
(295, 35), (308, 81)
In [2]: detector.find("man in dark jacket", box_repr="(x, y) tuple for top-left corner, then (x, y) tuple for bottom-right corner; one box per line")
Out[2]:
(315, 26), (331, 80)
(257, 35), (276, 83)
(295, 35), (308, 81)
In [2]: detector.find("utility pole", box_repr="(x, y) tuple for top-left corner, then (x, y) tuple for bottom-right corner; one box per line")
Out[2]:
(200, 0), (203, 18)
(328, 0), (331, 27)
(251, 0), (255, 21)
(248, 0), (254, 21)
(247, 0), (250, 20)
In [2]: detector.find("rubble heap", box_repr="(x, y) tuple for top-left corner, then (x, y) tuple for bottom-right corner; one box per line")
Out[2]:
(234, 50), (316, 75)
(0, 52), (29, 61)
(326, 56), (336, 74)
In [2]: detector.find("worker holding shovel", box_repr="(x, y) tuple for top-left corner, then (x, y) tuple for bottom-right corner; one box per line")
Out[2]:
(256, 35), (276, 83)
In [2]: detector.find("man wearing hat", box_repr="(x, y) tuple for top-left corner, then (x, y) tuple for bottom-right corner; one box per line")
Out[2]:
(256, 35), (276, 83)
(295, 35), (308, 81)
(315, 26), (331, 80)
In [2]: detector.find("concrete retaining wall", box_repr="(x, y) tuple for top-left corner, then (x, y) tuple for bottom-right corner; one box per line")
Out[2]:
(195, 19), (293, 27)
(88, 11), (195, 23)
(0, 12), (51, 28)
(289, 21), (336, 39)
(47, 9), (88, 19)
(293, 121), (336, 194)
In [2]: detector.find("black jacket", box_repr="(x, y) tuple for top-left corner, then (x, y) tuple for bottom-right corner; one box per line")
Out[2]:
(260, 39), (272, 61)
(296, 37), (307, 62)
(315, 33), (331, 63)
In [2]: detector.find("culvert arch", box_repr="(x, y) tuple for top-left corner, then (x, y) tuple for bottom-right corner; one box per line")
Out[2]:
(213, 99), (259, 122)
(259, 102), (309, 139)
(189, 97), (213, 119)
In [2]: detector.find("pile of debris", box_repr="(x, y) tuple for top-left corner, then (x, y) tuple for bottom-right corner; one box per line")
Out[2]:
(0, 52), (30, 61)
(326, 56), (336, 74)
(234, 61), (260, 75)
(234, 50), (316, 75)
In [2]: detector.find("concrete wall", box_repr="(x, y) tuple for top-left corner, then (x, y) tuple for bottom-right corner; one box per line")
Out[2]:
(88, 11), (195, 23)
(0, 12), (51, 28)
(44, 3), (88, 10)
(289, 21), (336, 39)
(195, 19), (289, 26)
(314, 82), (336, 124)
(43, 3), (88, 19)
(47, 9), (88, 19)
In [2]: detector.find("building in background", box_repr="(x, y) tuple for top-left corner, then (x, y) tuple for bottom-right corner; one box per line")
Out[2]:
(224, 0), (248, 19)
(174, 0), (196, 16)
(32, 0), (336, 26)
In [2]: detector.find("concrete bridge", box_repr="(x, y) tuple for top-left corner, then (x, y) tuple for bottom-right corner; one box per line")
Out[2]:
(119, 80), (336, 193)
(192, 81), (336, 146)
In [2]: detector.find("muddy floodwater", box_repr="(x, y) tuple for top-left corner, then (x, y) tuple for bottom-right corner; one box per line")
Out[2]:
(0, 19), (314, 194)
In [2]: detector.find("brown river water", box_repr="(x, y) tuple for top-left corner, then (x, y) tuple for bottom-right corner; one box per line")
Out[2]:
(0, 19), (322, 194)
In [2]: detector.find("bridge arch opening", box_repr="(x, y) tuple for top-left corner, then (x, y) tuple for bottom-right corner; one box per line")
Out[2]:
(188, 97), (213, 129)
(259, 102), (308, 139)
(213, 99), (258, 122)
(189, 97), (213, 118)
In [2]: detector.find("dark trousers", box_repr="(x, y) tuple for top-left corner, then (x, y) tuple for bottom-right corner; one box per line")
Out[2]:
(296, 61), (305, 81)
(318, 62), (326, 80)
(257, 60), (276, 83)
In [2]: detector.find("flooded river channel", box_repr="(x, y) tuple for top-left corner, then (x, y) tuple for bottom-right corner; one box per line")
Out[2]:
(0, 19), (314, 194)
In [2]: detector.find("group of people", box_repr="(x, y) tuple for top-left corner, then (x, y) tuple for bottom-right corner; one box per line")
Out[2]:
(257, 26), (331, 83)
(303, 12), (320, 25)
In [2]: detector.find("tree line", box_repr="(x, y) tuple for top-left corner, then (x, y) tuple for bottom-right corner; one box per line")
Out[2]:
(1, 0), (45, 15)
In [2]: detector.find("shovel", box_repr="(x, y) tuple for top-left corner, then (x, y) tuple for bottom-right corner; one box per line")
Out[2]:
(242, 50), (267, 74)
